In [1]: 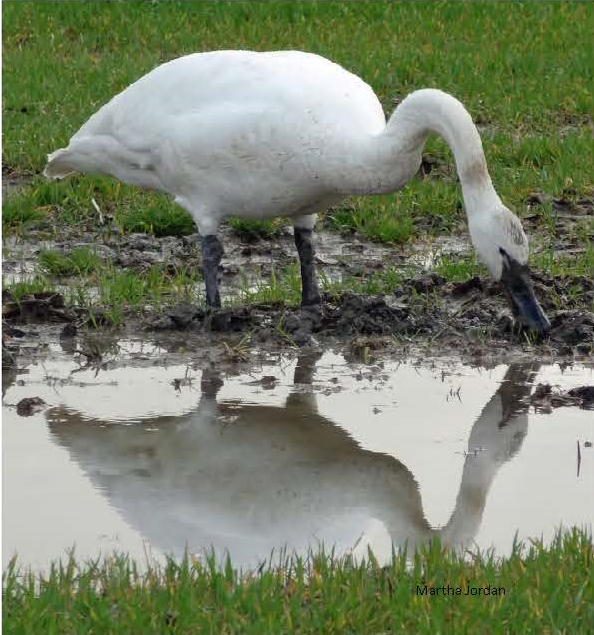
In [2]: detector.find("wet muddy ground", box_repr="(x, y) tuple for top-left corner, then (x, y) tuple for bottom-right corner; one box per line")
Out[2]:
(3, 222), (594, 361)
(3, 335), (593, 570)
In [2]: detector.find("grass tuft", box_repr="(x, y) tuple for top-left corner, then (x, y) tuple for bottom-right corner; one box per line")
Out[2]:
(228, 217), (285, 239)
(3, 276), (55, 302)
(39, 247), (101, 277)
(116, 202), (196, 237)
(2, 196), (45, 232)
(434, 253), (484, 282)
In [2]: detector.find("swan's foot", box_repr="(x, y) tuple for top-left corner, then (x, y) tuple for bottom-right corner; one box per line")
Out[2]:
(201, 234), (223, 308)
(294, 227), (321, 306)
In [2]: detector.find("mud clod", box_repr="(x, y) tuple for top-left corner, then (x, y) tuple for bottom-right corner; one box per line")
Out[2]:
(452, 277), (485, 298)
(568, 386), (594, 407)
(3, 292), (74, 324)
(549, 312), (594, 350)
(139, 277), (594, 354)
(168, 304), (204, 328)
(60, 323), (78, 339)
(531, 384), (594, 412)
(4, 325), (27, 338)
(16, 396), (46, 417)
(2, 343), (17, 369)
(404, 272), (446, 294)
(209, 308), (255, 333)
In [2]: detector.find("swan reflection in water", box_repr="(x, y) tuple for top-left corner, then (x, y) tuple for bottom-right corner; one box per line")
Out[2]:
(46, 356), (537, 566)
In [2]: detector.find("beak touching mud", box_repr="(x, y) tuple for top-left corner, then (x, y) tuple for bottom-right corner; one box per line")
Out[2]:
(500, 257), (550, 334)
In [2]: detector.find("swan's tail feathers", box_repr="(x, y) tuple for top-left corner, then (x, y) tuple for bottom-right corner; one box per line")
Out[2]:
(43, 137), (163, 190)
(44, 147), (80, 180)
(44, 137), (119, 180)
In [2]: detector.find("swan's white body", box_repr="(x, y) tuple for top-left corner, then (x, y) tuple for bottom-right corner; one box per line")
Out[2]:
(46, 51), (511, 253)
(46, 50), (550, 328)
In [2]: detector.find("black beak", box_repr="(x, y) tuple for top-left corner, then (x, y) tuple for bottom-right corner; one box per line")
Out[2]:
(500, 253), (550, 334)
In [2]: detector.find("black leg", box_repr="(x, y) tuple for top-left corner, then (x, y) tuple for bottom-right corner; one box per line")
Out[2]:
(200, 365), (224, 398)
(201, 235), (223, 308)
(294, 227), (321, 306)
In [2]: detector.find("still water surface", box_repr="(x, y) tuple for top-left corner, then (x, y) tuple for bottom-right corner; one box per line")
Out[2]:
(3, 342), (593, 570)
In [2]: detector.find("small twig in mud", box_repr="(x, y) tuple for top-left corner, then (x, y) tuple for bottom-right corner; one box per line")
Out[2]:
(171, 365), (195, 391)
(577, 440), (581, 478)
(91, 197), (104, 225)
(74, 348), (103, 363)
(40, 361), (64, 397)
(447, 386), (462, 402)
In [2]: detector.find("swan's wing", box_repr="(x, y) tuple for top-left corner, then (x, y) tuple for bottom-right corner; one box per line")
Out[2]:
(73, 50), (385, 150)
(47, 51), (386, 208)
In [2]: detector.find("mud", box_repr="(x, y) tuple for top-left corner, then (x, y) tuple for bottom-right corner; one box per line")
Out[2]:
(4, 272), (594, 360)
(15, 396), (46, 417)
(3, 291), (76, 323)
(2, 168), (33, 197)
(137, 266), (594, 353)
(531, 383), (594, 412)
(3, 194), (594, 361)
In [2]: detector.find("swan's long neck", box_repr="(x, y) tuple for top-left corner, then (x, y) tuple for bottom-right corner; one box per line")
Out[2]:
(349, 89), (501, 215)
(433, 450), (501, 549)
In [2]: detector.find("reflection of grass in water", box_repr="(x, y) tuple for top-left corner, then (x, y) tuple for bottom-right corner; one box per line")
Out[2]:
(3, 529), (592, 634)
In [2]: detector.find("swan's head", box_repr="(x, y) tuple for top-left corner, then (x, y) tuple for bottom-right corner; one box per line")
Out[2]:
(469, 205), (550, 333)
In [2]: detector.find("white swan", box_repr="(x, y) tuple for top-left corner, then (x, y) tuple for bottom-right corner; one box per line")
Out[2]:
(45, 50), (549, 331)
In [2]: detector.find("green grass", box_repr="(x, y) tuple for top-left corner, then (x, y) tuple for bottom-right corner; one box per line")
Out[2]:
(228, 218), (285, 240)
(39, 247), (101, 277)
(3, 264), (202, 326)
(88, 265), (202, 325)
(233, 262), (411, 307)
(434, 253), (484, 283)
(3, 529), (593, 635)
(2, 276), (55, 302)
(116, 200), (196, 237)
(3, 2), (593, 173)
(2, 195), (45, 232)
(235, 263), (303, 306)
(533, 244), (594, 279)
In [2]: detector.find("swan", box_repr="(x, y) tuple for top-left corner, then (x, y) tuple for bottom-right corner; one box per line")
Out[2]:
(44, 50), (549, 331)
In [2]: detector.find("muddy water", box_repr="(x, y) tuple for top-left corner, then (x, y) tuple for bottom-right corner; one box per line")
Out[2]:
(3, 340), (593, 571)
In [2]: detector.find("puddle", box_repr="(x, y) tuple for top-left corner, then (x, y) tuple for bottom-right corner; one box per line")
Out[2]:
(3, 340), (593, 571)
